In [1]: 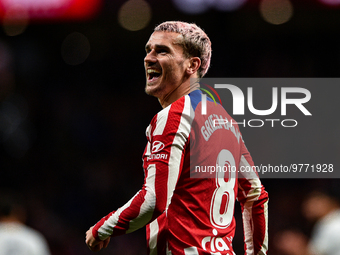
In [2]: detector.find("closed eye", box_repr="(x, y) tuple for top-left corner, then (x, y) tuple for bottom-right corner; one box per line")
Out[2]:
(156, 46), (170, 54)
(145, 44), (171, 55)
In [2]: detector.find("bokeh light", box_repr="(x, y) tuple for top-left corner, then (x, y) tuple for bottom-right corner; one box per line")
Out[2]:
(2, 5), (29, 36)
(213, 0), (247, 12)
(172, 0), (210, 14)
(172, 0), (247, 14)
(318, 0), (340, 6)
(61, 32), (91, 65)
(260, 0), (294, 25)
(118, 0), (152, 31)
(1, 0), (69, 9)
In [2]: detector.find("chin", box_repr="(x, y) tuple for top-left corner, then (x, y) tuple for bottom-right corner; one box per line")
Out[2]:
(145, 85), (159, 97)
(145, 82), (164, 97)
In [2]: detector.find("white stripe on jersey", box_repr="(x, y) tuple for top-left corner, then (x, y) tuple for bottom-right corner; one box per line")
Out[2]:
(153, 105), (171, 136)
(145, 141), (151, 156)
(239, 155), (262, 201)
(128, 164), (156, 233)
(260, 201), (269, 254)
(239, 155), (268, 255)
(184, 246), (199, 255)
(167, 96), (192, 209)
(146, 125), (151, 140)
(98, 193), (138, 239)
(149, 219), (159, 255)
(242, 202), (254, 255)
(183, 247), (225, 255)
(239, 155), (259, 180)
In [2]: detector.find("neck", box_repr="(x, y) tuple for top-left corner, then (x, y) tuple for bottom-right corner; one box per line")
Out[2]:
(159, 78), (200, 108)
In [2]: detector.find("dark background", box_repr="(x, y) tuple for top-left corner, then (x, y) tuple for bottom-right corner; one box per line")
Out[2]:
(1, 0), (340, 254)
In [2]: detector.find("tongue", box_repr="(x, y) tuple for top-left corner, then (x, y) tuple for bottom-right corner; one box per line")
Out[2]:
(150, 73), (160, 80)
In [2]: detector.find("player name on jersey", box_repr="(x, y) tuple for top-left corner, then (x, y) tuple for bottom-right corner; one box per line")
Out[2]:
(200, 113), (241, 143)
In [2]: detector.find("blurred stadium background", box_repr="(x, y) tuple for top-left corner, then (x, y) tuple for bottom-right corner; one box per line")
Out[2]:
(1, 0), (340, 254)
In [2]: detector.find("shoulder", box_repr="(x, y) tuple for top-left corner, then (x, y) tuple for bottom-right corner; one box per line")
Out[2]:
(19, 224), (48, 243)
(148, 95), (192, 138)
(0, 222), (48, 245)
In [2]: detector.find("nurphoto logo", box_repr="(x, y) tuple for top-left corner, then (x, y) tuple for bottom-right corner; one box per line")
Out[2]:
(199, 78), (312, 128)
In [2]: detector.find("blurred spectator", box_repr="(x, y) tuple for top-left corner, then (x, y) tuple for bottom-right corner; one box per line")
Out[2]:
(275, 189), (340, 255)
(0, 191), (51, 255)
(275, 229), (309, 255)
(302, 191), (340, 255)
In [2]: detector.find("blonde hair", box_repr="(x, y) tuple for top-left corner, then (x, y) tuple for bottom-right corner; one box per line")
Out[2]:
(154, 21), (212, 78)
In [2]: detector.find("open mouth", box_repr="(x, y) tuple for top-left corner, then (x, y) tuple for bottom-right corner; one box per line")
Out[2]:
(147, 69), (162, 83)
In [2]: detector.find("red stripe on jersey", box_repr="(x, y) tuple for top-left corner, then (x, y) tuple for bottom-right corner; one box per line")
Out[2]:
(146, 224), (151, 255)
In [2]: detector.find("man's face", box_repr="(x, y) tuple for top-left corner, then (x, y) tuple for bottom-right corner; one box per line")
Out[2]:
(144, 31), (190, 99)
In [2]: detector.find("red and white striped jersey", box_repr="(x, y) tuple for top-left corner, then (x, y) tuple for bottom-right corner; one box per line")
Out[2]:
(92, 90), (268, 255)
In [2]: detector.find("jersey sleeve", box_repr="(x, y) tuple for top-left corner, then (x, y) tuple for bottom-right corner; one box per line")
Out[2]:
(237, 141), (269, 255)
(92, 97), (191, 241)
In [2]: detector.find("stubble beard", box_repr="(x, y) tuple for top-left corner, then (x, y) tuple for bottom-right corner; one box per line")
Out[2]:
(145, 81), (164, 98)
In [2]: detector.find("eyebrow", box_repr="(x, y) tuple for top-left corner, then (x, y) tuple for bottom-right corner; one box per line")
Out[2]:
(145, 44), (171, 52)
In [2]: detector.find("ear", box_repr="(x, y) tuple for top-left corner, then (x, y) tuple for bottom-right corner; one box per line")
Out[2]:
(186, 57), (201, 76)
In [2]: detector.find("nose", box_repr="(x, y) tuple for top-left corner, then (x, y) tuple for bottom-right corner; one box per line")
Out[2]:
(144, 49), (157, 65)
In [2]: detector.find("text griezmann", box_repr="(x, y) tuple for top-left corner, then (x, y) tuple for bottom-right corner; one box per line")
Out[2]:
(200, 114), (241, 143)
